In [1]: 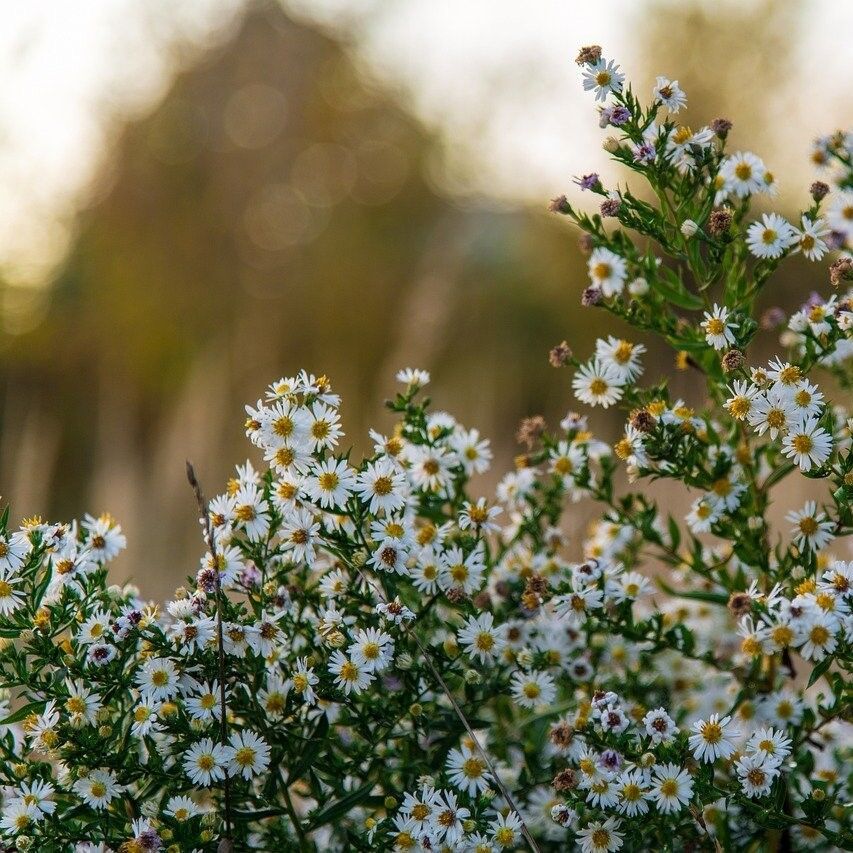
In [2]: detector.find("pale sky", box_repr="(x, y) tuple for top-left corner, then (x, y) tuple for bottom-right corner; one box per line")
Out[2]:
(0, 0), (850, 308)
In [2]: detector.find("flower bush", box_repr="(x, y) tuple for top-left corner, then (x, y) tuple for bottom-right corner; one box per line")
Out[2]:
(0, 47), (851, 853)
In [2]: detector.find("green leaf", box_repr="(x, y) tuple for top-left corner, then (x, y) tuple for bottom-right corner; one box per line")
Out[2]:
(667, 515), (681, 551)
(655, 271), (705, 310)
(0, 700), (46, 726)
(306, 781), (375, 830)
(807, 655), (834, 688)
(658, 580), (727, 605)
(287, 715), (330, 784)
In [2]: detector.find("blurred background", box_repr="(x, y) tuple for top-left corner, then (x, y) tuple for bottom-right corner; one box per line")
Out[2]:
(0, 0), (850, 598)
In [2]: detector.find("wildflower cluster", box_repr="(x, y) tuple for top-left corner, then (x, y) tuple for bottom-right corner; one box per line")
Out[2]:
(0, 48), (849, 853)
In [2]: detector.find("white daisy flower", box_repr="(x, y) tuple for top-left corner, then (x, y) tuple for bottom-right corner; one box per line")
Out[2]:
(576, 816), (624, 853)
(701, 303), (737, 350)
(582, 58), (625, 102)
(748, 388), (795, 439)
(615, 769), (650, 816)
(649, 763), (694, 814)
(396, 367), (430, 388)
(289, 657), (319, 706)
(746, 213), (797, 259)
(510, 669), (556, 708)
(642, 707), (677, 745)
(355, 458), (408, 515)
(786, 501), (835, 551)
(164, 795), (201, 822)
(72, 769), (122, 810)
(735, 753), (778, 798)
(746, 727), (792, 766)
(183, 737), (229, 787)
(595, 336), (646, 382)
(457, 612), (507, 664)
(720, 151), (766, 197)
(573, 359), (625, 409)
(789, 380), (825, 421)
(136, 657), (180, 702)
(796, 613), (838, 661)
(827, 190), (853, 236)
(348, 627), (394, 673)
(781, 417), (833, 472)
(185, 681), (223, 723)
(232, 484), (270, 541)
(587, 248), (628, 296)
(328, 650), (374, 695)
(225, 729), (271, 780)
(792, 216), (830, 261)
(725, 380), (760, 421)
(0, 574), (24, 616)
(0, 532), (30, 574)
(280, 508), (321, 566)
(448, 428), (492, 475)
(446, 745), (492, 797)
(688, 714), (739, 763)
(652, 76), (686, 112)
(304, 458), (356, 509)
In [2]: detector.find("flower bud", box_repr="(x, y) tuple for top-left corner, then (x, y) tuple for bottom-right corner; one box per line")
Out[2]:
(811, 788), (826, 801)
(409, 703), (423, 717)
(602, 136), (620, 153)
(549, 195), (571, 214)
(708, 208), (732, 237)
(640, 752), (656, 767)
(628, 277), (648, 296)
(98, 725), (113, 738)
(384, 796), (398, 810)
(464, 669), (482, 685)
(462, 819), (477, 833)
(16, 837), (32, 851)
(680, 219), (698, 237)
(710, 117), (732, 137)
(810, 181), (830, 202)
(443, 637), (459, 658)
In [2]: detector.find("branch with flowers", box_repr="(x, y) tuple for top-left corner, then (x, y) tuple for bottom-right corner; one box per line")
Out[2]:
(0, 47), (849, 853)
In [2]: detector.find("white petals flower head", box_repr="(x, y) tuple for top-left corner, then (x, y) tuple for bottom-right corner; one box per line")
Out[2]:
(746, 726), (792, 766)
(446, 745), (491, 797)
(582, 58), (625, 102)
(653, 76), (687, 112)
(225, 729), (271, 780)
(649, 763), (694, 814)
(304, 458), (356, 509)
(576, 816), (624, 853)
(136, 657), (180, 702)
(457, 612), (507, 664)
(786, 501), (835, 551)
(587, 248), (628, 296)
(72, 769), (122, 810)
(689, 714), (739, 763)
(183, 737), (229, 787)
(396, 367), (430, 388)
(642, 707), (677, 745)
(355, 458), (408, 515)
(595, 336), (646, 382)
(781, 416), (833, 472)
(735, 753), (778, 798)
(748, 387), (795, 439)
(0, 574), (24, 616)
(720, 151), (767, 197)
(510, 669), (556, 708)
(573, 359), (625, 408)
(701, 304), (737, 350)
(793, 216), (830, 261)
(328, 650), (374, 695)
(746, 213), (797, 259)
(0, 532), (30, 573)
(348, 627), (394, 673)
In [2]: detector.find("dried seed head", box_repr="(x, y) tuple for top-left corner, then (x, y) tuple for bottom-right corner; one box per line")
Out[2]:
(829, 256), (852, 288)
(575, 45), (602, 65)
(760, 307), (786, 330)
(582, 286), (603, 307)
(727, 591), (753, 618)
(445, 586), (467, 605)
(578, 233), (595, 255)
(722, 349), (745, 373)
(600, 198), (621, 217)
(549, 340), (572, 368)
(630, 409), (656, 433)
(810, 181), (830, 202)
(552, 768), (580, 791)
(708, 207), (733, 237)
(516, 415), (547, 448)
(549, 194), (571, 214)
(710, 117), (733, 137)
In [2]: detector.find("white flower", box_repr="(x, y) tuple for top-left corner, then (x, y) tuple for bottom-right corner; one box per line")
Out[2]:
(792, 216), (830, 261)
(183, 737), (229, 787)
(582, 58), (625, 102)
(653, 76), (686, 112)
(649, 763), (694, 814)
(348, 627), (394, 673)
(458, 612), (507, 664)
(642, 707), (677, 745)
(290, 657), (319, 706)
(573, 359), (625, 409)
(577, 816), (624, 853)
(786, 501), (835, 551)
(490, 811), (523, 848)
(82, 514), (127, 563)
(306, 401), (343, 451)
(789, 380), (825, 421)
(0, 532), (30, 574)
(0, 574), (24, 616)
(446, 745), (491, 797)
(225, 729), (271, 780)
(666, 125), (714, 172)
(688, 714), (739, 763)
(280, 508), (321, 566)
(720, 151), (766, 197)
(449, 428), (492, 475)
(587, 248), (628, 296)
(796, 613), (838, 661)
(748, 388), (795, 439)
(164, 795), (201, 822)
(735, 753), (778, 797)
(700, 304), (737, 350)
(725, 380), (760, 421)
(431, 790), (470, 847)
(439, 545), (485, 594)
(827, 190), (853, 236)
(685, 496), (722, 534)
(328, 650), (374, 695)
(746, 727), (792, 766)
(232, 484), (270, 541)
(407, 445), (455, 493)
(304, 458), (356, 509)
(614, 769), (650, 816)
(595, 336), (645, 383)
(746, 213), (797, 259)
(0, 801), (37, 835)
(680, 218), (698, 237)
(458, 498), (502, 534)
(510, 669), (556, 708)
(355, 458), (408, 515)
(12, 779), (56, 818)
(72, 769), (122, 809)
(781, 417), (833, 472)
(396, 367), (430, 388)
(185, 681), (223, 723)
(136, 658), (180, 702)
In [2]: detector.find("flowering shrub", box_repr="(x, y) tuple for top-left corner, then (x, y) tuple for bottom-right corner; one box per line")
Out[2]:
(0, 47), (851, 853)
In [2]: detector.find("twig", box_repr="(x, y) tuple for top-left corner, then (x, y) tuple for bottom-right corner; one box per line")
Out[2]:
(352, 565), (542, 853)
(186, 461), (234, 845)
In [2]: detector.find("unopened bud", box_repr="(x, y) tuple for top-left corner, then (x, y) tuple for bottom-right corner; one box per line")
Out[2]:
(680, 219), (698, 237)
